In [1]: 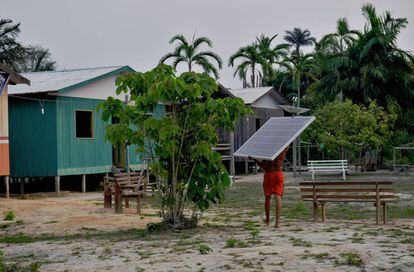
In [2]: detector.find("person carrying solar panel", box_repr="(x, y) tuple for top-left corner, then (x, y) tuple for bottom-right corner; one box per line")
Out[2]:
(249, 146), (289, 228)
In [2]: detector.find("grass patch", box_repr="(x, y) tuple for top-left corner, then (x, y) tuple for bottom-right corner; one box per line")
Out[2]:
(340, 251), (363, 266)
(289, 237), (312, 247)
(400, 238), (414, 244)
(4, 211), (15, 221)
(198, 244), (213, 255)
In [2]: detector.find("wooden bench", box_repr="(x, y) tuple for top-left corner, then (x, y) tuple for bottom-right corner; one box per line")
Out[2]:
(299, 181), (395, 224)
(103, 172), (144, 214)
(308, 160), (348, 180)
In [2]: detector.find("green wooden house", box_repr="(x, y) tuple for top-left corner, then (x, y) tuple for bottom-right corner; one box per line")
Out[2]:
(8, 66), (163, 193)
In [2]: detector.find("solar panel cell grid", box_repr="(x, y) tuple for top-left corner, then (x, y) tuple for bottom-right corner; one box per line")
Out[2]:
(234, 116), (315, 161)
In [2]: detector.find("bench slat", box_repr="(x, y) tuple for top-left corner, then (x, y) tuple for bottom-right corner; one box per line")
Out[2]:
(302, 199), (396, 203)
(301, 194), (394, 199)
(300, 188), (394, 193)
(299, 181), (393, 186)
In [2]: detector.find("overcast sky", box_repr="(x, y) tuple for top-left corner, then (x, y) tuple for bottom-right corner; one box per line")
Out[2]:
(2, 0), (414, 88)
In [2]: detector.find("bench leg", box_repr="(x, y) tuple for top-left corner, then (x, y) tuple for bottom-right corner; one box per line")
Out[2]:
(321, 203), (326, 222)
(383, 203), (387, 224)
(104, 192), (112, 208)
(312, 171), (315, 181)
(342, 170), (346, 181)
(114, 186), (122, 214)
(137, 195), (142, 214)
(313, 203), (318, 222)
(375, 201), (380, 225)
(125, 198), (130, 208)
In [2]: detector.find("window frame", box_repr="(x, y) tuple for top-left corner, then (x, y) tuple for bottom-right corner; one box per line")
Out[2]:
(74, 109), (94, 139)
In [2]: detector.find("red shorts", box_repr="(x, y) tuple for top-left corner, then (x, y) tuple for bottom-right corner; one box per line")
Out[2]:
(263, 171), (284, 196)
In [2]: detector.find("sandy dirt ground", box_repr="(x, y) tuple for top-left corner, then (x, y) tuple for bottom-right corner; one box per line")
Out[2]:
(0, 193), (160, 235)
(0, 173), (413, 272)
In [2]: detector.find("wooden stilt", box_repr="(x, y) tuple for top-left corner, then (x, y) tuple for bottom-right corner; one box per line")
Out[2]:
(55, 176), (61, 196)
(19, 178), (24, 195)
(4, 176), (10, 198)
(383, 202), (387, 224)
(82, 174), (86, 193)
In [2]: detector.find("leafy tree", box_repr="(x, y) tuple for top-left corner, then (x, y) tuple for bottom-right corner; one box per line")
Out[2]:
(305, 99), (395, 159)
(160, 34), (222, 79)
(283, 28), (316, 58)
(18, 45), (56, 72)
(99, 65), (248, 228)
(0, 18), (26, 69)
(309, 4), (414, 134)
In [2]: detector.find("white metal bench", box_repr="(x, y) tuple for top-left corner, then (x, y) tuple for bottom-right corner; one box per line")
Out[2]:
(308, 160), (348, 180)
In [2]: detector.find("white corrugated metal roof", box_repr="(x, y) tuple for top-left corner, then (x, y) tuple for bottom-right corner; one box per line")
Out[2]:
(8, 66), (127, 95)
(227, 87), (274, 104)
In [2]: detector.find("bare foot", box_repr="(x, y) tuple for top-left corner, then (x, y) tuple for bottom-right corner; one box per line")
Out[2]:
(275, 222), (281, 228)
(263, 219), (270, 226)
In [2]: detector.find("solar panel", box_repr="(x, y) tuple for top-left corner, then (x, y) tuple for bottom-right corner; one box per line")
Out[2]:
(234, 116), (315, 161)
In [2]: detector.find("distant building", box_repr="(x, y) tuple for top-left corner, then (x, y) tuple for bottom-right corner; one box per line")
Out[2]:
(0, 64), (30, 198)
(217, 86), (287, 174)
(8, 66), (163, 194)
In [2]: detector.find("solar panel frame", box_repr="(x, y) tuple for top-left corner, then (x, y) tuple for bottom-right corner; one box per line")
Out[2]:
(234, 116), (315, 161)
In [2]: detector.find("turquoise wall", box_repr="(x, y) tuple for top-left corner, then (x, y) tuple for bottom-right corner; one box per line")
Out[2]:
(9, 97), (58, 177)
(56, 96), (112, 176)
(9, 96), (165, 177)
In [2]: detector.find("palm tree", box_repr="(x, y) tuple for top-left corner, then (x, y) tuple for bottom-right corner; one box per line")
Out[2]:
(0, 18), (26, 69)
(255, 34), (289, 85)
(228, 43), (264, 88)
(160, 34), (222, 79)
(320, 18), (359, 54)
(317, 18), (360, 101)
(284, 28), (316, 58)
(19, 45), (56, 72)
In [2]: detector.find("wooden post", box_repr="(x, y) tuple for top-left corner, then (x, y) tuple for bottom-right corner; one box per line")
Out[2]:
(82, 174), (86, 193)
(375, 182), (380, 225)
(321, 202), (326, 222)
(229, 131), (235, 177)
(293, 139), (297, 177)
(136, 195), (142, 214)
(393, 147), (396, 171)
(114, 180), (122, 214)
(312, 184), (317, 222)
(4, 176), (10, 199)
(103, 174), (111, 208)
(55, 176), (61, 196)
(244, 160), (248, 174)
(382, 202), (387, 224)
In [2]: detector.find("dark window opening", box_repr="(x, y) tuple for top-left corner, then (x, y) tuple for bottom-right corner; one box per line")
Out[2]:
(75, 110), (93, 138)
(255, 118), (261, 131)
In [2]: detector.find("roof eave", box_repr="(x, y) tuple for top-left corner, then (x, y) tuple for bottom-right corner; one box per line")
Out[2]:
(57, 66), (135, 94)
(0, 63), (30, 85)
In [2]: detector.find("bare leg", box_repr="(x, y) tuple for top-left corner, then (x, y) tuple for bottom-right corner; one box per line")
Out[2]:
(275, 194), (282, 228)
(264, 195), (271, 225)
